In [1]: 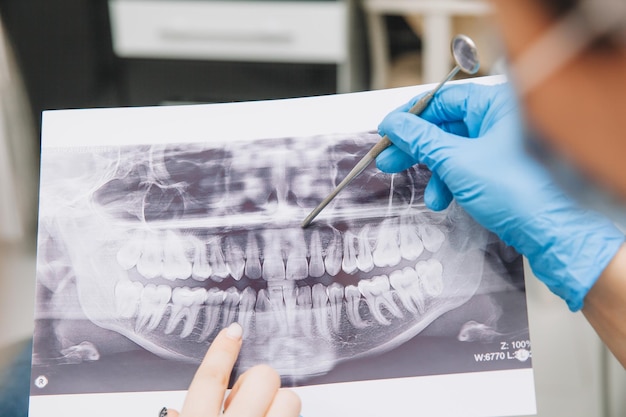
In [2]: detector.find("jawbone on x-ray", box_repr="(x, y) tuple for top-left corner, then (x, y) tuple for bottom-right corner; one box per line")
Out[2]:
(31, 80), (535, 417)
(39, 133), (493, 377)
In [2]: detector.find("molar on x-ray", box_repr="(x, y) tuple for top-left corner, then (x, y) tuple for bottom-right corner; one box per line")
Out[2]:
(33, 130), (528, 392)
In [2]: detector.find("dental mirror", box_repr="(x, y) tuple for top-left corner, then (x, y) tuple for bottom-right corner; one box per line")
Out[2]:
(301, 34), (480, 228)
(452, 34), (480, 75)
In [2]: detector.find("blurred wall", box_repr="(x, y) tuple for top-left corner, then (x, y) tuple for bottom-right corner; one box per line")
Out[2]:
(0, 12), (37, 242)
(0, 0), (120, 128)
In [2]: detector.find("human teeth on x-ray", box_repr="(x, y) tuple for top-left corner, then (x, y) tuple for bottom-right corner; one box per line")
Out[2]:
(33, 130), (528, 392)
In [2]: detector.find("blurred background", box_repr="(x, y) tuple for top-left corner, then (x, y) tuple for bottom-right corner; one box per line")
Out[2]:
(0, 1), (623, 416)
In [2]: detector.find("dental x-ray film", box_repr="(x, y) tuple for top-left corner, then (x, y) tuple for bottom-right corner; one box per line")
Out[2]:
(30, 76), (536, 417)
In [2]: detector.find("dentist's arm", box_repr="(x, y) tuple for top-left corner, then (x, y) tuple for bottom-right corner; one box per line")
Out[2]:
(583, 244), (626, 367)
(376, 83), (626, 365)
(488, 0), (626, 368)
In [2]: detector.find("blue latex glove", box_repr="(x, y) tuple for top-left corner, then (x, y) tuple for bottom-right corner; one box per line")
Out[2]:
(376, 82), (625, 311)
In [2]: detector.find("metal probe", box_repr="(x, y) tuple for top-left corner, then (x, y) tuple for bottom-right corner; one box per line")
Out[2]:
(301, 34), (480, 228)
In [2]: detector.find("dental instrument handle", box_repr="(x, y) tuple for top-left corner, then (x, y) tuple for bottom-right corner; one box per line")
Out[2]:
(410, 65), (461, 113)
(300, 140), (384, 229)
(300, 65), (461, 229)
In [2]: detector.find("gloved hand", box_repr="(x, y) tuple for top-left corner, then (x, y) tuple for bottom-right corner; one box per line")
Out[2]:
(376, 82), (625, 311)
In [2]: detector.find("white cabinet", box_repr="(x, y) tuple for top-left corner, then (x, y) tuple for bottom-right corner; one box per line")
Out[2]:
(108, 0), (361, 95)
(109, 1), (347, 63)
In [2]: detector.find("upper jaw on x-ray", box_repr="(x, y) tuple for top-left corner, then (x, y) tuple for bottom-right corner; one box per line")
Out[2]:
(37, 131), (494, 380)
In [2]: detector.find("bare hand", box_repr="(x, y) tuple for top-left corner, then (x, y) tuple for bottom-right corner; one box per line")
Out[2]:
(164, 323), (301, 417)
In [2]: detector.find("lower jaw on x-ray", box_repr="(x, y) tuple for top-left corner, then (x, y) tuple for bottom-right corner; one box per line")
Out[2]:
(32, 131), (528, 394)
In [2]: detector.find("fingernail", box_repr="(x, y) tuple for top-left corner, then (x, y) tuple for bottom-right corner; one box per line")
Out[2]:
(159, 407), (168, 417)
(225, 322), (243, 340)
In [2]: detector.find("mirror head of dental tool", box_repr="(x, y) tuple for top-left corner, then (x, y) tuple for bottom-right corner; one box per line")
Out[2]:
(452, 34), (480, 75)
(300, 34), (480, 229)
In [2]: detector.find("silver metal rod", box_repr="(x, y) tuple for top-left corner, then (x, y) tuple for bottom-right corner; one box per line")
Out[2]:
(300, 65), (461, 229)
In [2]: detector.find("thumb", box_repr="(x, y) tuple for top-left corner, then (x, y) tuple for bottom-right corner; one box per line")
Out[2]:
(375, 145), (417, 173)
(378, 112), (461, 170)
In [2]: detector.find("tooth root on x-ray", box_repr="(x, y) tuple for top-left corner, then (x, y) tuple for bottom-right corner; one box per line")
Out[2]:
(191, 237), (212, 281)
(166, 287), (206, 338)
(268, 283), (291, 336)
(312, 283), (332, 340)
(238, 287), (256, 339)
(136, 284), (171, 332)
(296, 285), (314, 338)
(344, 284), (368, 329)
(224, 237), (245, 281)
(390, 267), (426, 315)
(285, 229), (308, 280)
(199, 288), (224, 342)
(282, 284), (299, 330)
(341, 231), (358, 275)
(327, 282), (344, 332)
(208, 238), (229, 281)
(221, 287), (241, 329)
(244, 231), (262, 280)
(359, 275), (403, 325)
(356, 225), (375, 273)
(38, 134), (502, 381)
(255, 289), (274, 342)
(324, 230), (343, 277)
(262, 233), (286, 281)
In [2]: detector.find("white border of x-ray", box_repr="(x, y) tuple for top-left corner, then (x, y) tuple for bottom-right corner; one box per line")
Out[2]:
(29, 369), (536, 417)
(33, 75), (537, 417)
(42, 76), (505, 148)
